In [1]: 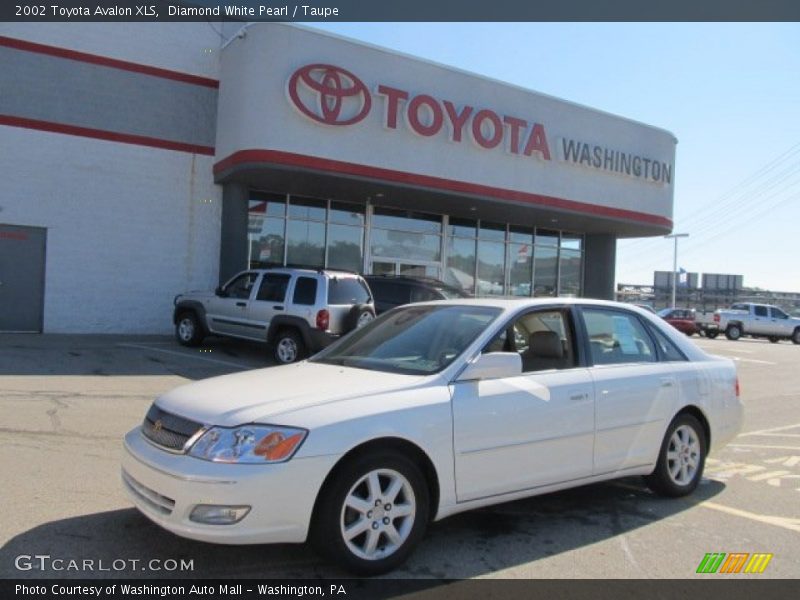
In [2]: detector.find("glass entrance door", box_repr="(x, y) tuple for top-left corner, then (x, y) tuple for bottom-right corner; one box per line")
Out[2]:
(371, 260), (441, 279)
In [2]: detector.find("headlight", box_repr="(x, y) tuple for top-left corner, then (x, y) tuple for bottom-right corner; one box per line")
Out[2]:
(187, 425), (307, 464)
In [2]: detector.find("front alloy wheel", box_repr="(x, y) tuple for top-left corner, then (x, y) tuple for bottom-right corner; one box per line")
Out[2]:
(312, 453), (429, 575)
(272, 330), (305, 364)
(645, 413), (706, 497)
(175, 312), (203, 346)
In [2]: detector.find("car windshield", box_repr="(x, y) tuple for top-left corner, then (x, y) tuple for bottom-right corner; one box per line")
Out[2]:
(311, 304), (501, 375)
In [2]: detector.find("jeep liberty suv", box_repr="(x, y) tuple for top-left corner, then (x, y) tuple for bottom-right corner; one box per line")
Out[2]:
(173, 268), (375, 364)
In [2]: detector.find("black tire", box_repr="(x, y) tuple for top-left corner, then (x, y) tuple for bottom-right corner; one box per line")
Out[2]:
(705, 330), (719, 339)
(725, 324), (742, 341)
(272, 329), (305, 364)
(311, 452), (430, 576)
(768, 336), (780, 344)
(644, 413), (707, 498)
(175, 311), (204, 346)
(346, 304), (376, 332)
(792, 329), (800, 345)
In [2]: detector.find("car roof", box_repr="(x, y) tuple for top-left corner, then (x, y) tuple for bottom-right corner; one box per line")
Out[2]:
(406, 297), (650, 311)
(247, 267), (361, 277)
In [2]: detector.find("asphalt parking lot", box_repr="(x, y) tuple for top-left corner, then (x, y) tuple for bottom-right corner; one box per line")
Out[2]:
(0, 332), (798, 580)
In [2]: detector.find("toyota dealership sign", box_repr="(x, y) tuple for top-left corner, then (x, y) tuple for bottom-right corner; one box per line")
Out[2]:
(287, 63), (552, 161)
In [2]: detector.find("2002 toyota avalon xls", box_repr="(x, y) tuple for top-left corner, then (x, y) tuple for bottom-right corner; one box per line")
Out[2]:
(122, 299), (743, 574)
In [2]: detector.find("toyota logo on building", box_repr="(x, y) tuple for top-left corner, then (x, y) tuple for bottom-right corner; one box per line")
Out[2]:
(287, 64), (372, 126)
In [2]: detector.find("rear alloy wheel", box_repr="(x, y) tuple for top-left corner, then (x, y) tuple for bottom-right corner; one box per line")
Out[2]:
(272, 329), (305, 365)
(312, 453), (429, 575)
(645, 413), (706, 497)
(175, 312), (204, 346)
(725, 324), (742, 341)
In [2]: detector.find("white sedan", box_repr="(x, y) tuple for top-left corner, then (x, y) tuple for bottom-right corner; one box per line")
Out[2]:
(122, 298), (743, 574)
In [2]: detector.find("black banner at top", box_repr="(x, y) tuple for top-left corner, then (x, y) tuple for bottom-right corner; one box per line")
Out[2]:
(3, 0), (800, 22)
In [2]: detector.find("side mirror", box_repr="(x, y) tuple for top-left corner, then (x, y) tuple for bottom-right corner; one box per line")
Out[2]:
(457, 352), (522, 382)
(215, 286), (226, 297)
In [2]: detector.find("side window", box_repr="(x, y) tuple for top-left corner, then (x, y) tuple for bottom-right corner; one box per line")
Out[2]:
(754, 305), (768, 317)
(256, 273), (290, 302)
(292, 276), (318, 305)
(225, 273), (258, 299)
(731, 304), (748, 311)
(770, 307), (788, 319)
(646, 323), (687, 362)
(484, 309), (575, 373)
(582, 308), (657, 365)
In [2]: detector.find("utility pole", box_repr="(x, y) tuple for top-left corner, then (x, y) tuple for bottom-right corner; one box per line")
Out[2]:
(664, 233), (689, 307)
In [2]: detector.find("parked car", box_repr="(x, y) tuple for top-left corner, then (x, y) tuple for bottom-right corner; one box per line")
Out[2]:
(124, 298), (742, 574)
(658, 307), (699, 336)
(711, 302), (800, 343)
(364, 274), (470, 315)
(173, 268), (375, 364)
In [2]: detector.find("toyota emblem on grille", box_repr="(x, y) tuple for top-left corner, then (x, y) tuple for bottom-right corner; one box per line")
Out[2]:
(153, 420), (163, 432)
(287, 64), (372, 126)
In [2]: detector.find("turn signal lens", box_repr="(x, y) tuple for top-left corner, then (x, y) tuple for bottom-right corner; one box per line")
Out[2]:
(254, 432), (306, 461)
(735, 377), (740, 397)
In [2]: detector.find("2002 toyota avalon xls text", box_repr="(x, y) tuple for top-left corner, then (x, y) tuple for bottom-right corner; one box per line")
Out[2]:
(122, 298), (743, 574)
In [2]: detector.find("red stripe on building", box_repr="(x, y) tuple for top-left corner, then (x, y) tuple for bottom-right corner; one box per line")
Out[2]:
(0, 115), (215, 156)
(0, 35), (219, 89)
(214, 149), (673, 228)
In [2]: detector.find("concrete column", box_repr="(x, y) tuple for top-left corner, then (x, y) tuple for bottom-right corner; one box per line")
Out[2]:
(583, 234), (617, 300)
(219, 183), (249, 284)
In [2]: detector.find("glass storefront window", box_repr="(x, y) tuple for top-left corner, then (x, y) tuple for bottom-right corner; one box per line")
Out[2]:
(478, 221), (506, 241)
(535, 229), (560, 247)
(327, 224), (364, 272)
(249, 217), (285, 267)
(561, 233), (582, 251)
(372, 207), (441, 233)
(477, 240), (505, 296)
(249, 192), (286, 217)
(288, 196), (326, 221)
(508, 242), (533, 296)
(559, 248), (582, 297)
(509, 225), (533, 244)
(370, 228), (441, 262)
(330, 201), (365, 226)
(448, 217), (477, 238)
(534, 245), (558, 297)
(445, 236), (476, 294)
(286, 220), (325, 267)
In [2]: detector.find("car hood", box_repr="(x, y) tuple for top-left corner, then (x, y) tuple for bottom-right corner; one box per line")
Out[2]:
(177, 290), (215, 300)
(154, 361), (429, 427)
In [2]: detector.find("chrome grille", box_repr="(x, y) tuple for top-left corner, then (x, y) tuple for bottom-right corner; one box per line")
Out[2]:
(122, 470), (175, 515)
(141, 404), (202, 451)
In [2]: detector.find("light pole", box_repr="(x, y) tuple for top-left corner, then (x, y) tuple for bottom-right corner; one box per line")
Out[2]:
(664, 233), (689, 308)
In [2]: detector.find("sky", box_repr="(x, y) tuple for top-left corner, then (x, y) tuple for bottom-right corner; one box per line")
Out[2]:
(306, 23), (800, 292)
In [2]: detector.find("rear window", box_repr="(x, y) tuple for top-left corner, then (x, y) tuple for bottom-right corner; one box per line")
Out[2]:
(327, 277), (371, 305)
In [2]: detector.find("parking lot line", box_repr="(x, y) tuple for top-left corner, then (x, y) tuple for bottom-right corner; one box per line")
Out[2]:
(730, 357), (777, 365)
(729, 444), (800, 451)
(739, 423), (800, 437)
(116, 343), (253, 370)
(699, 502), (800, 534)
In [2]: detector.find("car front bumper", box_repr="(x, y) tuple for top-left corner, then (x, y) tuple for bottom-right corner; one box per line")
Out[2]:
(121, 427), (338, 544)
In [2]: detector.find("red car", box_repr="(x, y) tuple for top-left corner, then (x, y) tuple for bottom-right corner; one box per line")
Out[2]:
(658, 308), (699, 336)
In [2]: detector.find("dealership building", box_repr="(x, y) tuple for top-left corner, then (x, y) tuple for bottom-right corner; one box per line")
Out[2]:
(0, 23), (676, 333)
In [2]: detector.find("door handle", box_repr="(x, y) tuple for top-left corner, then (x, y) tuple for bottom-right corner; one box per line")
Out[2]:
(274, 305), (284, 311)
(236, 301), (247, 307)
(569, 392), (588, 401)
(660, 379), (674, 387)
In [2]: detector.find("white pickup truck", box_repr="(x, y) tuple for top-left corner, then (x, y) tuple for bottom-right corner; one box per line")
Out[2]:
(710, 302), (800, 343)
